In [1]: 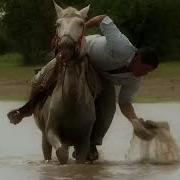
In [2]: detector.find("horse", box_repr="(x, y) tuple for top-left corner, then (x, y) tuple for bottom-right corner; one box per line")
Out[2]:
(34, 1), (99, 164)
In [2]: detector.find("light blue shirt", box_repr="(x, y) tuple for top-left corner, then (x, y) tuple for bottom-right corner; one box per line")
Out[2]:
(86, 16), (141, 104)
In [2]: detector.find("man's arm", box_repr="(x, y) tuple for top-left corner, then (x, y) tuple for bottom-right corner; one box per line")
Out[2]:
(86, 15), (135, 59)
(119, 102), (137, 121)
(119, 102), (155, 141)
(118, 84), (155, 141)
(86, 15), (122, 41)
(85, 15), (106, 29)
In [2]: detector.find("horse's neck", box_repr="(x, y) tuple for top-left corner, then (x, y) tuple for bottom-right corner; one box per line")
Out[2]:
(79, 37), (88, 57)
(53, 60), (89, 104)
(52, 37), (90, 102)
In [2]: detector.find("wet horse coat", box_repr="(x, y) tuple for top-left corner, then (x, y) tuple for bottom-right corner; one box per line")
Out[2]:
(34, 2), (98, 164)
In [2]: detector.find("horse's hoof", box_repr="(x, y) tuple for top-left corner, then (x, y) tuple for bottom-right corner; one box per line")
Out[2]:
(86, 152), (99, 161)
(73, 146), (99, 162)
(86, 145), (99, 161)
(43, 160), (51, 164)
(56, 147), (69, 164)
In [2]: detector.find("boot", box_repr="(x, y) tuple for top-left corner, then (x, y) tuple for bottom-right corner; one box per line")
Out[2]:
(86, 145), (99, 161)
(7, 57), (61, 125)
(72, 144), (99, 161)
(7, 86), (45, 124)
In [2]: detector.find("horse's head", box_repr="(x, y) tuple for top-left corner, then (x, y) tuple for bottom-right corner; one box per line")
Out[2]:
(53, 1), (89, 60)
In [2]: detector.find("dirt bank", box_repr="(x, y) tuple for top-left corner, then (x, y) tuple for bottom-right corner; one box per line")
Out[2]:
(0, 76), (180, 102)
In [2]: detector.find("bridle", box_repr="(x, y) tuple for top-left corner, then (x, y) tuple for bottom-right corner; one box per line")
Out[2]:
(51, 20), (85, 65)
(50, 17), (86, 103)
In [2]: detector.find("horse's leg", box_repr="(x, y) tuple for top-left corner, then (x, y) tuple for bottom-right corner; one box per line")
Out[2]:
(47, 129), (69, 164)
(75, 141), (90, 164)
(56, 143), (69, 164)
(42, 132), (52, 161)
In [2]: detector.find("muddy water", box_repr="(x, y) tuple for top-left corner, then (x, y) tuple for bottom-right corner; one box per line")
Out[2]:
(0, 101), (180, 180)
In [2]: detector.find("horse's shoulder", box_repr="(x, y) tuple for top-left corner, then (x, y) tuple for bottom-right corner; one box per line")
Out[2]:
(84, 59), (102, 98)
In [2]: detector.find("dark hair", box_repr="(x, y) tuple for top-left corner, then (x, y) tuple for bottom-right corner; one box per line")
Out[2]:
(136, 47), (159, 69)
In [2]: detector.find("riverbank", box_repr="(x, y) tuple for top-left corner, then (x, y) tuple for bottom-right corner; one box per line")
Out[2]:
(0, 61), (180, 102)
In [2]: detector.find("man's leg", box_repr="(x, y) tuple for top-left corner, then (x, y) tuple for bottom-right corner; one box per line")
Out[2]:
(7, 59), (57, 124)
(7, 86), (46, 124)
(87, 77), (116, 160)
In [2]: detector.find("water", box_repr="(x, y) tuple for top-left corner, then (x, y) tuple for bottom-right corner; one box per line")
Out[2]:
(126, 122), (180, 163)
(0, 101), (180, 180)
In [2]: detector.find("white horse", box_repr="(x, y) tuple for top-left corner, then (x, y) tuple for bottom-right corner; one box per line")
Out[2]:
(34, 1), (99, 164)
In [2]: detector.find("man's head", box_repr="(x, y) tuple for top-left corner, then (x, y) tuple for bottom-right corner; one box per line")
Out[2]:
(130, 47), (159, 77)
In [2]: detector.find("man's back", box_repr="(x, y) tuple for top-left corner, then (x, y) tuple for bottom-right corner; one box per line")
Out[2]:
(85, 16), (141, 104)
(86, 16), (137, 72)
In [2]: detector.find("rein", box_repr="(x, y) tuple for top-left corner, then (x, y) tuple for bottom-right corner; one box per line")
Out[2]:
(51, 23), (85, 61)
(49, 19), (88, 104)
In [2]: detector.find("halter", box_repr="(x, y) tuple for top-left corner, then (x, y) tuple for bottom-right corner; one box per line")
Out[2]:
(50, 22), (86, 104)
(51, 22), (85, 65)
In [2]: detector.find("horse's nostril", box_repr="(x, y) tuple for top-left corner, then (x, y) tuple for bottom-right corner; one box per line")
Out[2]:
(60, 36), (76, 48)
(59, 40), (75, 54)
(60, 42), (75, 50)
(59, 41), (75, 59)
(56, 35), (78, 58)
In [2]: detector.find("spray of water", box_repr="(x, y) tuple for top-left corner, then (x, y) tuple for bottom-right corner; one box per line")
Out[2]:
(126, 121), (180, 164)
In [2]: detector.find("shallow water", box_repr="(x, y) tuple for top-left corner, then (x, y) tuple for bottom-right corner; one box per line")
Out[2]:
(0, 101), (180, 180)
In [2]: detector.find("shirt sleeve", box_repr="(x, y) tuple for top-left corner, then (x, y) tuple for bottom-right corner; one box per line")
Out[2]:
(118, 80), (140, 104)
(100, 16), (135, 59)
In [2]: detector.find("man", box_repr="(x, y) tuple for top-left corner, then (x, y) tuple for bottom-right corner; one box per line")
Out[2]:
(8, 15), (159, 160)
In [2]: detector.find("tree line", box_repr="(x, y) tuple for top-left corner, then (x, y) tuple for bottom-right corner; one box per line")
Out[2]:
(0, 0), (180, 65)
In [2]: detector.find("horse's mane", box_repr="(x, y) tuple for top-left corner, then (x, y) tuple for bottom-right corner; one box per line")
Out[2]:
(61, 7), (82, 18)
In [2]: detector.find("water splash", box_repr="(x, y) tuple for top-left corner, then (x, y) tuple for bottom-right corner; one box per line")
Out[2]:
(126, 121), (180, 164)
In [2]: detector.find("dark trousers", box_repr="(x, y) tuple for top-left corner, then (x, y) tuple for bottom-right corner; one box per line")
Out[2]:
(90, 77), (116, 145)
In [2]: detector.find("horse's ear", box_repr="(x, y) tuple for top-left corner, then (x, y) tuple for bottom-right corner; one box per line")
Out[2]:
(79, 5), (90, 19)
(53, 0), (63, 18)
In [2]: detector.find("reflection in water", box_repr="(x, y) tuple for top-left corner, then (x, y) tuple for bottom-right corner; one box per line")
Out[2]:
(0, 102), (180, 180)
(38, 163), (107, 180)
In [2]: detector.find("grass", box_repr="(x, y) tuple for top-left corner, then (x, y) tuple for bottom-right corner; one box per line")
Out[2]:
(135, 61), (180, 103)
(134, 96), (180, 103)
(0, 65), (34, 81)
(0, 53), (180, 102)
(145, 61), (180, 79)
(0, 53), (24, 66)
(0, 95), (27, 101)
(0, 53), (35, 81)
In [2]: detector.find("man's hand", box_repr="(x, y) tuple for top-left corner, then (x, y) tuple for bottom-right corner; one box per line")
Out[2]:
(85, 15), (106, 28)
(131, 118), (156, 141)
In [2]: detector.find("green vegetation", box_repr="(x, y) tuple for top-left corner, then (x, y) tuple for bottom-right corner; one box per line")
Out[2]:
(0, 0), (180, 102)
(0, 0), (180, 65)
(146, 61), (180, 79)
(134, 97), (180, 103)
(134, 61), (180, 103)
(0, 53), (34, 80)
(0, 57), (179, 102)
(0, 53), (23, 66)
(0, 65), (34, 81)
